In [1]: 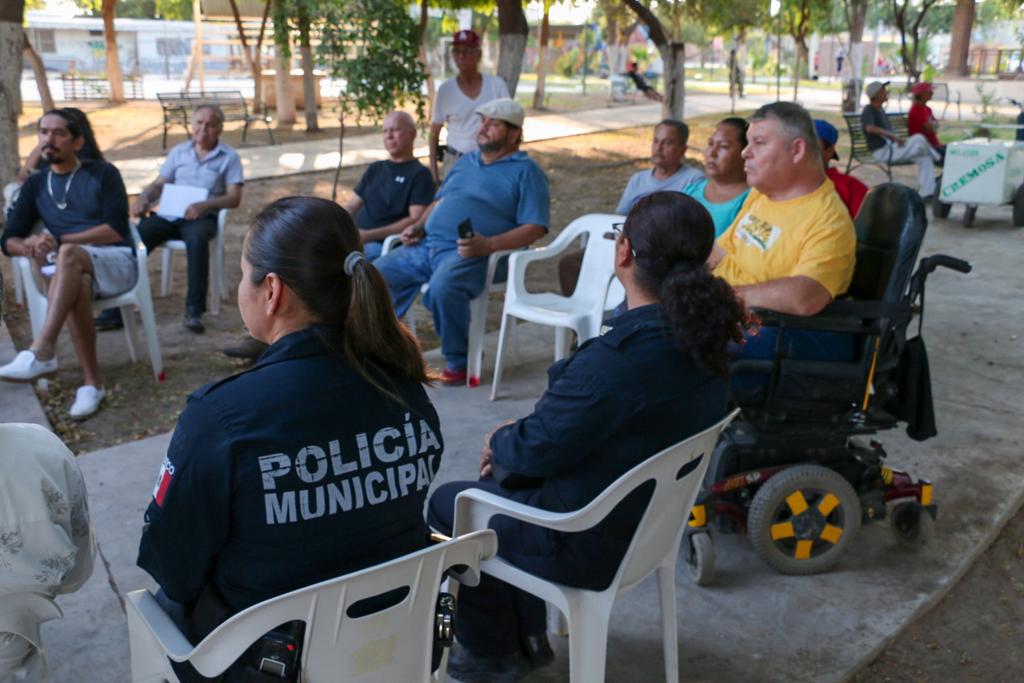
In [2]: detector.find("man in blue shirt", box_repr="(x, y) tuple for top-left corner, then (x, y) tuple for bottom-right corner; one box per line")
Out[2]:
(374, 98), (550, 384)
(615, 119), (704, 214)
(0, 110), (134, 419)
(133, 105), (244, 333)
(343, 111), (435, 260)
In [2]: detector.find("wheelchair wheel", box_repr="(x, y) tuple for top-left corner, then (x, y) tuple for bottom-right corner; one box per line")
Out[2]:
(890, 502), (935, 549)
(747, 465), (861, 575)
(683, 530), (716, 586)
(932, 196), (952, 219)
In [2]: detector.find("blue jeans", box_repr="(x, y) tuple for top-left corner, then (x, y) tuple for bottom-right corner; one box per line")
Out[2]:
(373, 242), (489, 370)
(363, 240), (383, 261)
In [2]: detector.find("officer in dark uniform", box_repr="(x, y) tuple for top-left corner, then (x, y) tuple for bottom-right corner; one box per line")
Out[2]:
(137, 196), (441, 680)
(428, 192), (748, 681)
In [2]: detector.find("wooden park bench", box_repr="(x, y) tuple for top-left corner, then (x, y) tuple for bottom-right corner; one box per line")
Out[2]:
(157, 90), (274, 149)
(843, 111), (911, 180)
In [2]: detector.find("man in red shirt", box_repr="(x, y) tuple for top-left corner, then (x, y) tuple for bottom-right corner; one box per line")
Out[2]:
(814, 119), (869, 218)
(907, 81), (945, 160)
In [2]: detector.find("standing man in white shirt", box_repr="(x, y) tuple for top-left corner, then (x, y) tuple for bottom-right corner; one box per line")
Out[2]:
(429, 29), (510, 183)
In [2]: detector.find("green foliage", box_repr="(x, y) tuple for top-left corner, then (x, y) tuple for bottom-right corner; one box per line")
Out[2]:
(72, 0), (189, 19)
(318, 0), (427, 125)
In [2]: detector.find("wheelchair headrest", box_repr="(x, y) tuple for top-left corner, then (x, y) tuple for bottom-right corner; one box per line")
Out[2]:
(848, 183), (927, 302)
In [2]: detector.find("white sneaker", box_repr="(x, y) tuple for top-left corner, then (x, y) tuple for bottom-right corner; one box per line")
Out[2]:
(69, 385), (106, 420)
(0, 350), (58, 382)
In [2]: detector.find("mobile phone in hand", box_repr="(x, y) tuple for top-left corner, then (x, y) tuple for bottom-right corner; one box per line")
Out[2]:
(458, 218), (474, 240)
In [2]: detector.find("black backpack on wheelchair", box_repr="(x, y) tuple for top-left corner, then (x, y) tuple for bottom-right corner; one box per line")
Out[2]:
(684, 183), (971, 583)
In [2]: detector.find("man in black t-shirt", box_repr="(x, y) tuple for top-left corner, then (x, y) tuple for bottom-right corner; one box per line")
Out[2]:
(0, 110), (134, 420)
(343, 111), (435, 260)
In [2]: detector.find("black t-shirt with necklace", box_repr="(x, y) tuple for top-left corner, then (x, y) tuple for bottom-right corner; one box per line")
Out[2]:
(0, 159), (131, 256)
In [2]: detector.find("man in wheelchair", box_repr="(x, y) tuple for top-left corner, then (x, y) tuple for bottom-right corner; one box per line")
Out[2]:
(689, 103), (971, 581)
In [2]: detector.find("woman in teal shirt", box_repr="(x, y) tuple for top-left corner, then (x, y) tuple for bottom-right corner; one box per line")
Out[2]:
(683, 117), (751, 237)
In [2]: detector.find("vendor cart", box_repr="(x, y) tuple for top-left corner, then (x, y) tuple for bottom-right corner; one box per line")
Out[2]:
(933, 138), (1024, 227)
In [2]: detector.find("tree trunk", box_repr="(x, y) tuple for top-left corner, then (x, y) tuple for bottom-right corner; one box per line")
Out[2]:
(496, 0), (528, 95)
(102, 0), (125, 103)
(274, 44), (296, 124)
(227, 0), (267, 114)
(841, 0), (868, 112)
(296, 7), (318, 132)
(1, 0), (24, 193)
(945, 0), (974, 77)
(22, 29), (55, 111)
(419, 0), (435, 114)
(661, 42), (686, 120)
(794, 40), (808, 99)
(533, 6), (551, 109)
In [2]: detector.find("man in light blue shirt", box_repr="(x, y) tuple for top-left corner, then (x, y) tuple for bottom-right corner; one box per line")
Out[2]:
(375, 98), (549, 384)
(133, 105), (244, 333)
(615, 119), (704, 214)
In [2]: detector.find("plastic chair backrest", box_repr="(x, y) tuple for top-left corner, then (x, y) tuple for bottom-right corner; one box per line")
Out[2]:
(612, 410), (737, 589)
(179, 530), (496, 682)
(848, 183), (927, 303)
(567, 215), (620, 306)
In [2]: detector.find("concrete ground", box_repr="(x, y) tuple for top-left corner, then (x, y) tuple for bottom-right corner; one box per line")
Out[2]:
(29, 196), (1024, 682)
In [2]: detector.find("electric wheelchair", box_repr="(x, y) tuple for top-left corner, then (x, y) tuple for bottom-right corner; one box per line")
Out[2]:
(684, 183), (971, 582)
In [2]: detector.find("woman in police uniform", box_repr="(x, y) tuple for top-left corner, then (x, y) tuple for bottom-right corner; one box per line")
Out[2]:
(137, 196), (442, 680)
(428, 192), (750, 680)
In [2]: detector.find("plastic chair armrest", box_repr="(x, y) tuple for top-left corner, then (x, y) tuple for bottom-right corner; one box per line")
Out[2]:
(452, 487), (599, 538)
(126, 590), (195, 661)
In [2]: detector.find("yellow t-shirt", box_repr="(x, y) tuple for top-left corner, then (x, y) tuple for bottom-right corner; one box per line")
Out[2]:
(714, 180), (856, 297)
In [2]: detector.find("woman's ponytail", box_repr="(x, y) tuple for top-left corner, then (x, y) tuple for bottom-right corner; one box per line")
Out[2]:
(626, 192), (749, 377)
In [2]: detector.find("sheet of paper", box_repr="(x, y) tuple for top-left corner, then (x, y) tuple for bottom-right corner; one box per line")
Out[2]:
(157, 184), (210, 220)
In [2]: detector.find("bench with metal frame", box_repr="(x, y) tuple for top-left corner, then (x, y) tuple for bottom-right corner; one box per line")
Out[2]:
(843, 112), (911, 180)
(157, 90), (275, 149)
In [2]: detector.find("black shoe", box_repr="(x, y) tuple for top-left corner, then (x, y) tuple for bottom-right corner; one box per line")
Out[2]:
(446, 644), (532, 683)
(183, 313), (205, 334)
(521, 633), (555, 669)
(94, 308), (123, 331)
(222, 336), (269, 360)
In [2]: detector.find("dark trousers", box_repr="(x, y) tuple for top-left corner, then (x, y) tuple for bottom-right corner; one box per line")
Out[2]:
(427, 479), (618, 659)
(138, 214), (217, 315)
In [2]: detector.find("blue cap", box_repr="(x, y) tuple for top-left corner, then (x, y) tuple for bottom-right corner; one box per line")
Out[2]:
(814, 119), (840, 160)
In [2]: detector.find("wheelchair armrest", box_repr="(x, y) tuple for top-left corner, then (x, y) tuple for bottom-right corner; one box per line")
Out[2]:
(751, 299), (912, 335)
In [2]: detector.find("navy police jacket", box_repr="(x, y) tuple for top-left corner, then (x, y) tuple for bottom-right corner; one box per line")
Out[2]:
(490, 304), (727, 550)
(137, 327), (443, 612)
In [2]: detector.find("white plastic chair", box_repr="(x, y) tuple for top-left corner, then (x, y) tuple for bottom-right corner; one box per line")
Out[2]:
(451, 410), (739, 683)
(490, 214), (623, 400)
(125, 530), (498, 683)
(380, 235), (515, 388)
(158, 208), (229, 315)
(14, 222), (165, 382)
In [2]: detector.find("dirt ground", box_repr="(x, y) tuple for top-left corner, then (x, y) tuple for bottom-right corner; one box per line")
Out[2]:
(3, 105), (1023, 682)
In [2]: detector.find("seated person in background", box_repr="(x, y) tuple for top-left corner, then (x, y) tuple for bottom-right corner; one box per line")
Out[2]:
(0, 110), (135, 419)
(137, 197), (442, 681)
(907, 81), (945, 161)
(559, 119), (704, 294)
(814, 119), (869, 218)
(428, 192), (746, 681)
(616, 119), (704, 214)
(133, 105), (244, 334)
(0, 423), (95, 683)
(710, 102), (857, 362)
(626, 61), (664, 102)
(375, 98), (549, 385)
(682, 116), (751, 237)
(343, 111), (435, 260)
(3, 107), (104, 219)
(861, 81), (941, 199)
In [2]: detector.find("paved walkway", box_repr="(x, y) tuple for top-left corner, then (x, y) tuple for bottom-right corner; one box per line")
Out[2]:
(116, 89), (842, 194)
(32, 198), (1024, 682)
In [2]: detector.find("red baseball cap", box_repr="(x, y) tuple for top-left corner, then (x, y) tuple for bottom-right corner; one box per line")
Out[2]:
(911, 81), (934, 96)
(453, 30), (480, 48)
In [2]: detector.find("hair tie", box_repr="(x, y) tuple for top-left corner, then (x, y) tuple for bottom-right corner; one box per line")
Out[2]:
(343, 251), (366, 276)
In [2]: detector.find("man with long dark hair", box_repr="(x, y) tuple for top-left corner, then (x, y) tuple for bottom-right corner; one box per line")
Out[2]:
(0, 110), (134, 419)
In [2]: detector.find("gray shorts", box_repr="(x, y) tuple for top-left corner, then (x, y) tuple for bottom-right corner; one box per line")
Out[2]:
(82, 245), (137, 299)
